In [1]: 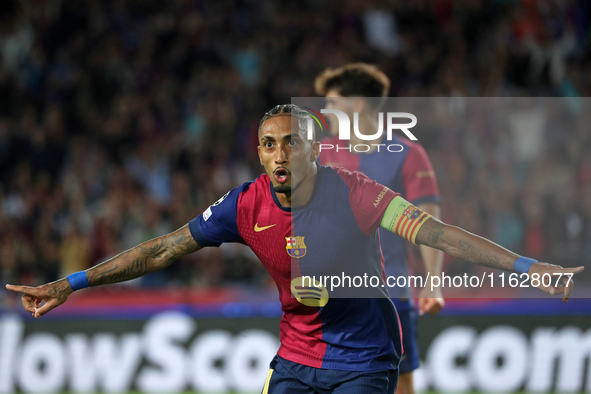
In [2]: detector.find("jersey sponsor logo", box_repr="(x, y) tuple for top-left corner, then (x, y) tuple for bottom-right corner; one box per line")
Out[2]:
(290, 276), (329, 307)
(285, 236), (307, 259)
(203, 206), (213, 221)
(254, 223), (276, 232)
(373, 187), (389, 207)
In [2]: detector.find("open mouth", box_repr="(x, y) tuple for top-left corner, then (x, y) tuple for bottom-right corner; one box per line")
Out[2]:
(274, 168), (290, 184)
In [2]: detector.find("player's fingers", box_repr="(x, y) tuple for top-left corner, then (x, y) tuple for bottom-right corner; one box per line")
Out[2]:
(420, 299), (441, 315)
(22, 294), (35, 305)
(21, 294), (39, 312)
(23, 300), (37, 313)
(6, 284), (39, 297)
(34, 299), (57, 318)
(538, 271), (578, 301)
(549, 284), (565, 296)
(418, 298), (431, 316)
(417, 301), (425, 316)
(427, 302), (443, 315)
(563, 277), (575, 303)
(561, 266), (585, 274)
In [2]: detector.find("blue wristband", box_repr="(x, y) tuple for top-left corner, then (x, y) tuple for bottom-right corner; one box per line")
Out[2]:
(514, 257), (537, 274)
(67, 271), (90, 291)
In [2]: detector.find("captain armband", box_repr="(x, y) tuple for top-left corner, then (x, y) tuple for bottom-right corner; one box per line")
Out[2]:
(379, 196), (433, 244)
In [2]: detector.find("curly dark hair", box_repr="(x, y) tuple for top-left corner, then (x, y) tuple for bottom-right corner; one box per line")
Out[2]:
(258, 104), (315, 141)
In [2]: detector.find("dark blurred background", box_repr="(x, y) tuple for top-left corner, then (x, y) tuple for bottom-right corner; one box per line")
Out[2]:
(1, 0), (590, 295)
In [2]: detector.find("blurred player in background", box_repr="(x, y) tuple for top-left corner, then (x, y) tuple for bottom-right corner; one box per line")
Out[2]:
(6, 104), (583, 394)
(316, 63), (443, 394)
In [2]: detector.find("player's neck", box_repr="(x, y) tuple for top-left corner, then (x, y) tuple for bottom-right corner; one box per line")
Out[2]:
(349, 116), (382, 153)
(276, 163), (318, 208)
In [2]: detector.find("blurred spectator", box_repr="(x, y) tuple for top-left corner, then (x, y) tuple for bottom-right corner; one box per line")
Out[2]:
(0, 0), (590, 293)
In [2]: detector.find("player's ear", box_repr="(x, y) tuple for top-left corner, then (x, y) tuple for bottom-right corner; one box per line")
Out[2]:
(352, 97), (365, 114)
(257, 145), (263, 165)
(310, 141), (320, 162)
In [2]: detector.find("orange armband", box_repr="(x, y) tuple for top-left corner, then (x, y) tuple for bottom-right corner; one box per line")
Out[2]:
(379, 196), (432, 244)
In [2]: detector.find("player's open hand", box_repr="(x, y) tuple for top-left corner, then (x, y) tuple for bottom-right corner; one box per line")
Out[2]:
(528, 262), (584, 302)
(418, 287), (445, 316)
(5, 279), (73, 318)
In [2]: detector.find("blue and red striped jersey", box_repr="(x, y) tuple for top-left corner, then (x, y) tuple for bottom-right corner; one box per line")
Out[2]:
(189, 165), (403, 372)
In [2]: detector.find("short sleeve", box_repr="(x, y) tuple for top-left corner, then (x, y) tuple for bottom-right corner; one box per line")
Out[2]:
(188, 183), (251, 247)
(334, 167), (398, 235)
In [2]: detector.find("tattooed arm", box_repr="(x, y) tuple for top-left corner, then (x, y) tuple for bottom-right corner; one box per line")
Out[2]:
(6, 224), (200, 318)
(88, 224), (200, 286)
(415, 218), (584, 301)
(416, 218), (517, 271)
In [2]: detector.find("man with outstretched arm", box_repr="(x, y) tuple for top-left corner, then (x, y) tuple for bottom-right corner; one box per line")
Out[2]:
(6, 104), (584, 394)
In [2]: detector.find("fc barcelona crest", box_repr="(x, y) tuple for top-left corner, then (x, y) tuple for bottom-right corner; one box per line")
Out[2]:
(285, 236), (307, 259)
(403, 207), (421, 220)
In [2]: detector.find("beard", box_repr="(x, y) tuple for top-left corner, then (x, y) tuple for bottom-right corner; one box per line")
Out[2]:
(273, 185), (291, 194)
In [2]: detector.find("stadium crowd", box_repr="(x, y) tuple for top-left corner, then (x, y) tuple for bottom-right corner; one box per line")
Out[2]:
(1, 0), (590, 295)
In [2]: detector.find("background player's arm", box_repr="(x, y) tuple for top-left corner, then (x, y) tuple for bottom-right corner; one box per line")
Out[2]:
(415, 202), (444, 315)
(414, 217), (584, 301)
(400, 143), (444, 315)
(6, 224), (201, 318)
